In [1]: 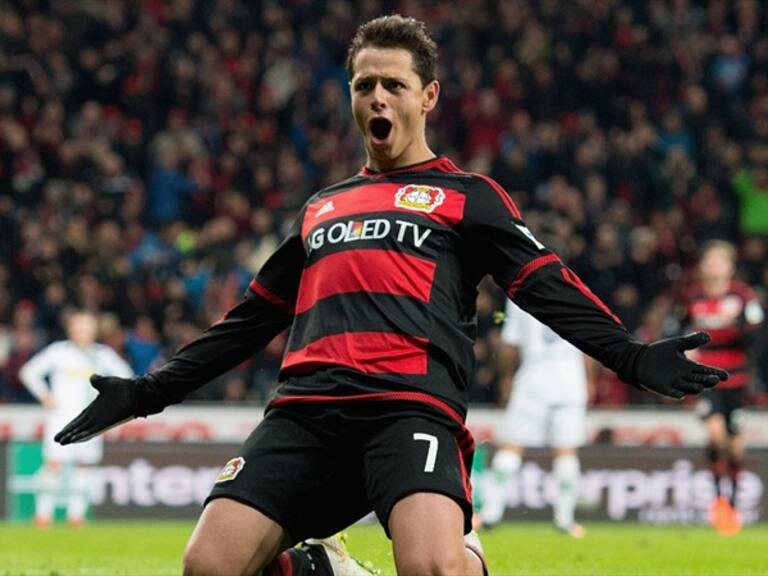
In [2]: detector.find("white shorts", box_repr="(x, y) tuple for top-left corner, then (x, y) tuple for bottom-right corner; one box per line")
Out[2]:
(500, 392), (586, 448)
(43, 415), (103, 465)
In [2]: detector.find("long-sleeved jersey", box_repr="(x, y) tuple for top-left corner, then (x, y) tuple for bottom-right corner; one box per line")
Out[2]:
(683, 280), (764, 389)
(148, 156), (642, 424)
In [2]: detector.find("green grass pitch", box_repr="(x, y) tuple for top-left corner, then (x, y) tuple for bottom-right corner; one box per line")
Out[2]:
(0, 521), (765, 575)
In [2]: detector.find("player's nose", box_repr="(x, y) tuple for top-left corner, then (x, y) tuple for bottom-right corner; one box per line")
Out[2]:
(370, 82), (387, 109)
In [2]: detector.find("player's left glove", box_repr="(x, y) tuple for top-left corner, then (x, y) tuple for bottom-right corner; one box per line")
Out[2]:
(618, 332), (728, 399)
(54, 374), (168, 445)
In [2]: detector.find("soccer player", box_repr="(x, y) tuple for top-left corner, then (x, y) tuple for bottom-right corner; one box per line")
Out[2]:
(19, 310), (133, 527)
(681, 240), (763, 534)
(478, 301), (594, 537)
(56, 15), (727, 576)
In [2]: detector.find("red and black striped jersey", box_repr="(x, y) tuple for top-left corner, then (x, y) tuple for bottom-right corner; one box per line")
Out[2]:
(149, 156), (641, 422)
(683, 280), (764, 389)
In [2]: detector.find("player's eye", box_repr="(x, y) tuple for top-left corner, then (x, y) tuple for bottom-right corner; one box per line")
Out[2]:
(355, 80), (374, 92)
(385, 79), (406, 91)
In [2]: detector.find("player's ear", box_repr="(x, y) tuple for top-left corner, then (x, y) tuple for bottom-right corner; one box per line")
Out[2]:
(422, 80), (439, 114)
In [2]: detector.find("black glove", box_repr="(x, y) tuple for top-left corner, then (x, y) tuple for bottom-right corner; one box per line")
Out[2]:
(54, 374), (168, 445)
(620, 332), (728, 399)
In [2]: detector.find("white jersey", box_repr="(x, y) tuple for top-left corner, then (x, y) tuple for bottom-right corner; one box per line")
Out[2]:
(501, 300), (587, 404)
(19, 341), (133, 463)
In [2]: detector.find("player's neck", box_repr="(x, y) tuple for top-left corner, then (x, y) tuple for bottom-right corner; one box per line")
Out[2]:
(702, 277), (730, 297)
(366, 141), (436, 173)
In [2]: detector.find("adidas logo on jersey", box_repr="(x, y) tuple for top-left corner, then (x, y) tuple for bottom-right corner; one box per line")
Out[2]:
(316, 200), (335, 218)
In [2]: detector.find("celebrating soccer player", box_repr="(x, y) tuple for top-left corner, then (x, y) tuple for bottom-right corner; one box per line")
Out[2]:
(680, 240), (763, 535)
(56, 15), (727, 576)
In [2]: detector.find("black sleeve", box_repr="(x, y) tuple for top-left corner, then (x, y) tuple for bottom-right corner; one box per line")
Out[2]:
(143, 215), (306, 405)
(461, 175), (642, 375)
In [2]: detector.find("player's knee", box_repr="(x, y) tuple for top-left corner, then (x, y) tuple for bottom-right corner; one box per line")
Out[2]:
(395, 547), (468, 576)
(182, 545), (215, 576)
(183, 541), (245, 576)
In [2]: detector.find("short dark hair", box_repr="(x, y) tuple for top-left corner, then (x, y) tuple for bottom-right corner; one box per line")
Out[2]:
(346, 15), (438, 86)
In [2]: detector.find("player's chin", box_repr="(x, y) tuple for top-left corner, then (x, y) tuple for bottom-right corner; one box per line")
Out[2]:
(367, 138), (396, 159)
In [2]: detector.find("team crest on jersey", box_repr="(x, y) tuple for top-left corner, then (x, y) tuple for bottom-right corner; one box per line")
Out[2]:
(395, 185), (445, 213)
(215, 457), (245, 483)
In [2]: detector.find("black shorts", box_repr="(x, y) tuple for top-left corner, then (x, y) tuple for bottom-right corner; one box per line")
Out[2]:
(695, 388), (745, 435)
(205, 402), (474, 544)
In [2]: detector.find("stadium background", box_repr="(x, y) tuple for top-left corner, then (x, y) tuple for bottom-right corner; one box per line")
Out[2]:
(0, 0), (767, 553)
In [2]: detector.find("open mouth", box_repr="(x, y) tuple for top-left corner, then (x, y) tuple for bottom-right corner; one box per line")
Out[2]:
(369, 117), (393, 141)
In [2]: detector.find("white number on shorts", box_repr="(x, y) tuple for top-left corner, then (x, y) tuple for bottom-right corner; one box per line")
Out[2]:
(413, 432), (438, 473)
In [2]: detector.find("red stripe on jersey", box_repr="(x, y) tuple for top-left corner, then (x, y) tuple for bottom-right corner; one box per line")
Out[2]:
(506, 253), (561, 298)
(249, 279), (293, 314)
(698, 349), (748, 370)
(269, 390), (475, 451)
(282, 332), (429, 375)
(456, 440), (472, 503)
(295, 249), (436, 314)
(706, 327), (743, 347)
(302, 183), (466, 240)
(437, 157), (462, 173)
(561, 268), (622, 324)
(717, 371), (749, 389)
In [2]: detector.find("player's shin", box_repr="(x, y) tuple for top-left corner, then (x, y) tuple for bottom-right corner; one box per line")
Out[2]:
(707, 443), (727, 498)
(553, 454), (581, 531)
(66, 466), (91, 525)
(479, 449), (521, 526)
(34, 465), (58, 527)
(728, 457), (742, 507)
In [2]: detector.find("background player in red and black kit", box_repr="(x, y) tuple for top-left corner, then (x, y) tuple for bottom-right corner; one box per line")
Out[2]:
(681, 240), (763, 534)
(56, 15), (727, 576)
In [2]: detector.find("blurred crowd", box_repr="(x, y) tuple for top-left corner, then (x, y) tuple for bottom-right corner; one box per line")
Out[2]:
(1, 0), (767, 406)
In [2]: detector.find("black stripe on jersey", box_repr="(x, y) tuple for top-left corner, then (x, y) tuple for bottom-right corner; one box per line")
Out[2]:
(304, 210), (452, 266)
(705, 340), (746, 351)
(287, 292), (429, 352)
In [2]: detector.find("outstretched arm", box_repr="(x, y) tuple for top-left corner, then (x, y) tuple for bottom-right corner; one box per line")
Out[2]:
(462, 175), (727, 399)
(56, 220), (305, 444)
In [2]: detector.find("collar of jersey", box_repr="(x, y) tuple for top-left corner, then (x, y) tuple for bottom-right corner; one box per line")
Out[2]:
(360, 155), (444, 176)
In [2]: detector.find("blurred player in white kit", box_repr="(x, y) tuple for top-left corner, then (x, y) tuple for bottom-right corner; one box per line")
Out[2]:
(479, 300), (595, 537)
(20, 310), (133, 527)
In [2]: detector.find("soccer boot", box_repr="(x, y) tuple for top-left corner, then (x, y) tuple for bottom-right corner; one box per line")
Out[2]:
(718, 504), (742, 536)
(302, 533), (379, 576)
(555, 522), (586, 539)
(709, 496), (732, 532)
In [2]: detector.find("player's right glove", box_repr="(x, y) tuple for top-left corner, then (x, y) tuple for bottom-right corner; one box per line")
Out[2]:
(618, 332), (728, 399)
(54, 374), (169, 445)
